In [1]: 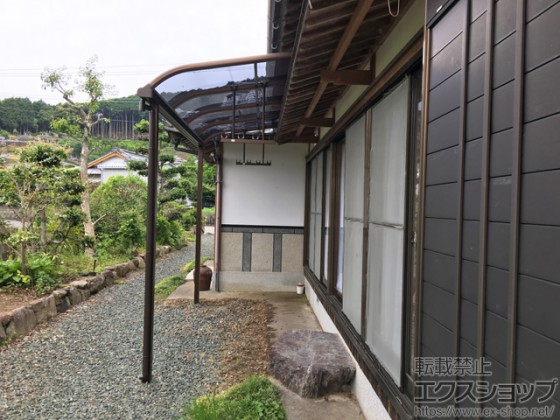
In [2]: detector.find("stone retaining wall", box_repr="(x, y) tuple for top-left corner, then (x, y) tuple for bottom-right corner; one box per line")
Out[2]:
(0, 246), (171, 342)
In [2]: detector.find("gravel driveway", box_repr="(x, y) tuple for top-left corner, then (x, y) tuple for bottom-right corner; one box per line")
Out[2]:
(0, 235), (216, 419)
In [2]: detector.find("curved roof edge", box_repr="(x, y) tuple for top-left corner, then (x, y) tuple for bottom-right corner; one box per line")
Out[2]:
(148, 52), (292, 89)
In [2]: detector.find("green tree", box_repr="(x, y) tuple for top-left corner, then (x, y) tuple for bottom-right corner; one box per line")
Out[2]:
(90, 175), (148, 254)
(0, 143), (83, 276)
(41, 56), (111, 253)
(0, 98), (37, 133)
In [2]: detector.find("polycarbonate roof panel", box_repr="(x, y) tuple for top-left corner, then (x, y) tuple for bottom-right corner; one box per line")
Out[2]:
(150, 54), (290, 145)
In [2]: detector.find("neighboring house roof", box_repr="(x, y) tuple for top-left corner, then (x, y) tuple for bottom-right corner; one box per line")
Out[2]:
(87, 147), (186, 174)
(87, 148), (148, 169)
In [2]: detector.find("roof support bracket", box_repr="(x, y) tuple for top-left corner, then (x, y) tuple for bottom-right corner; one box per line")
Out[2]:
(300, 117), (335, 127)
(320, 69), (373, 86)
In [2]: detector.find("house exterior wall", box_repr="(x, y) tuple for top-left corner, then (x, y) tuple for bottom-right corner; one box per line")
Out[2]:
(303, 0), (560, 418)
(302, 2), (424, 418)
(218, 143), (308, 291)
(221, 143), (307, 226)
(421, 0), (560, 406)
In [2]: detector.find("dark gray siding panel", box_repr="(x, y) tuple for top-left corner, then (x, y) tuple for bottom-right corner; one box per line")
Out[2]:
(466, 96), (483, 140)
(517, 326), (560, 383)
(523, 113), (560, 173)
(424, 283), (455, 331)
(424, 218), (457, 255)
(424, 250), (456, 293)
(464, 138), (482, 180)
(525, 57), (560, 122)
(430, 33), (463, 88)
(460, 299), (477, 345)
(429, 71), (462, 121)
(423, 0), (560, 400)
(430, 0), (465, 55)
(469, 12), (486, 61)
(422, 314), (455, 357)
(485, 311), (508, 364)
(427, 108), (461, 153)
(462, 220), (479, 262)
(463, 180), (480, 220)
(425, 184), (458, 219)
(461, 260), (478, 303)
(485, 355), (507, 387)
(487, 222), (510, 270)
(470, 0), (486, 24)
(426, 146), (459, 185)
(519, 224), (560, 284)
(527, 0), (560, 22)
(493, 34), (516, 88)
(491, 82), (514, 133)
(518, 275), (560, 343)
(488, 176), (512, 223)
(494, 0), (517, 43)
(525, 1), (560, 71)
(522, 170), (560, 225)
(486, 266), (509, 318)
(467, 55), (485, 100)
(490, 129), (513, 177)
(460, 339), (477, 359)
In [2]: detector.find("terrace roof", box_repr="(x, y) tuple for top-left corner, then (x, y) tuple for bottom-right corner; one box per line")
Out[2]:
(137, 0), (413, 161)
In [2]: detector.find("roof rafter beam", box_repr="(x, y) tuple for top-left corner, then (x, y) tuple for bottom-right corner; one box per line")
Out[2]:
(320, 69), (372, 85)
(300, 117), (335, 127)
(294, 0), (375, 138)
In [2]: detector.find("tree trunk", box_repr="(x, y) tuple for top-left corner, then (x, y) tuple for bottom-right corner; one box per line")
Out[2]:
(21, 241), (28, 277)
(40, 208), (47, 252)
(80, 126), (95, 254)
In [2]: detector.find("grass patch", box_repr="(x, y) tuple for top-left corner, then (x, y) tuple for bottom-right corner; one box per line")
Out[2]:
(182, 376), (285, 420)
(202, 207), (215, 217)
(60, 252), (138, 279)
(154, 274), (185, 301)
(182, 256), (214, 273)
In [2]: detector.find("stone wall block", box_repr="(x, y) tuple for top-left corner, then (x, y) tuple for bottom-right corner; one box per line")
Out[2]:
(56, 297), (70, 313)
(126, 261), (136, 273)
(0, 313), (13, 328)
(115, 263), (130, 278)
(66, 287), (82, 306)
(45, 295), (57, 319)
(29, 298), (50, 324)
(52, 289), (68, 305)
(135, 257), (145, 269)
(70, 280), (88, 289)
(79, 288), (91, 301)
(9, 308), (37, 337)
(88, 275), (104, 294)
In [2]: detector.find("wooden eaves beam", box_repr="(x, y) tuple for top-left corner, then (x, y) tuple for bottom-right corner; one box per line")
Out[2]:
(300, 117), (335, 127)
(320, 69), (373, 86)
(295, 0), (375, 137)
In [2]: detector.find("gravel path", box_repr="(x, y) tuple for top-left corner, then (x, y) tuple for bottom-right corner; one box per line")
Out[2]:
(0, 235), (216, 419)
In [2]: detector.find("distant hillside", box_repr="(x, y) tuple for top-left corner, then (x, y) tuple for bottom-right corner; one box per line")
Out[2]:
(0, 96), (148, 140)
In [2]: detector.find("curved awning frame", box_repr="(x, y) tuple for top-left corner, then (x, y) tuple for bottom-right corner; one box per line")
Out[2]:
(137, 53), (292, 159)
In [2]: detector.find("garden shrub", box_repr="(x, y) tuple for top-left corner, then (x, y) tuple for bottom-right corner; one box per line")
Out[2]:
(0, 253), (60, 293)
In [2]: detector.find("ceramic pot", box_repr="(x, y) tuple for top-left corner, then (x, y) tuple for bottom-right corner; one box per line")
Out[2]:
(199, 265), (212, 291)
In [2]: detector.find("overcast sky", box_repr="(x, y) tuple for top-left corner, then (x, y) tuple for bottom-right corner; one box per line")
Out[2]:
(0, 0), (268, 104)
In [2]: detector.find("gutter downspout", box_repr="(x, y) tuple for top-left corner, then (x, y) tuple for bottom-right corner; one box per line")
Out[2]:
(141, 104), (159, 383)
(214, 143), (224, 291)
(194, 147), (204, 304)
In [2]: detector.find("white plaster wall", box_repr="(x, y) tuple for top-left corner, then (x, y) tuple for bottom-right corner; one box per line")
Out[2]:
(304, 278), (391, 420)
(222, 143), (308, 226)
(100, 168), (130, 183)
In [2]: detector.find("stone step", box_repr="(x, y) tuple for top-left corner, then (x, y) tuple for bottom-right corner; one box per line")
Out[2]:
(269, 330), (356, 398)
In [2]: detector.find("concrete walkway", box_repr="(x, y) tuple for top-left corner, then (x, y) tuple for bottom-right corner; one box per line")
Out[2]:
(169, 285), (365, 420)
